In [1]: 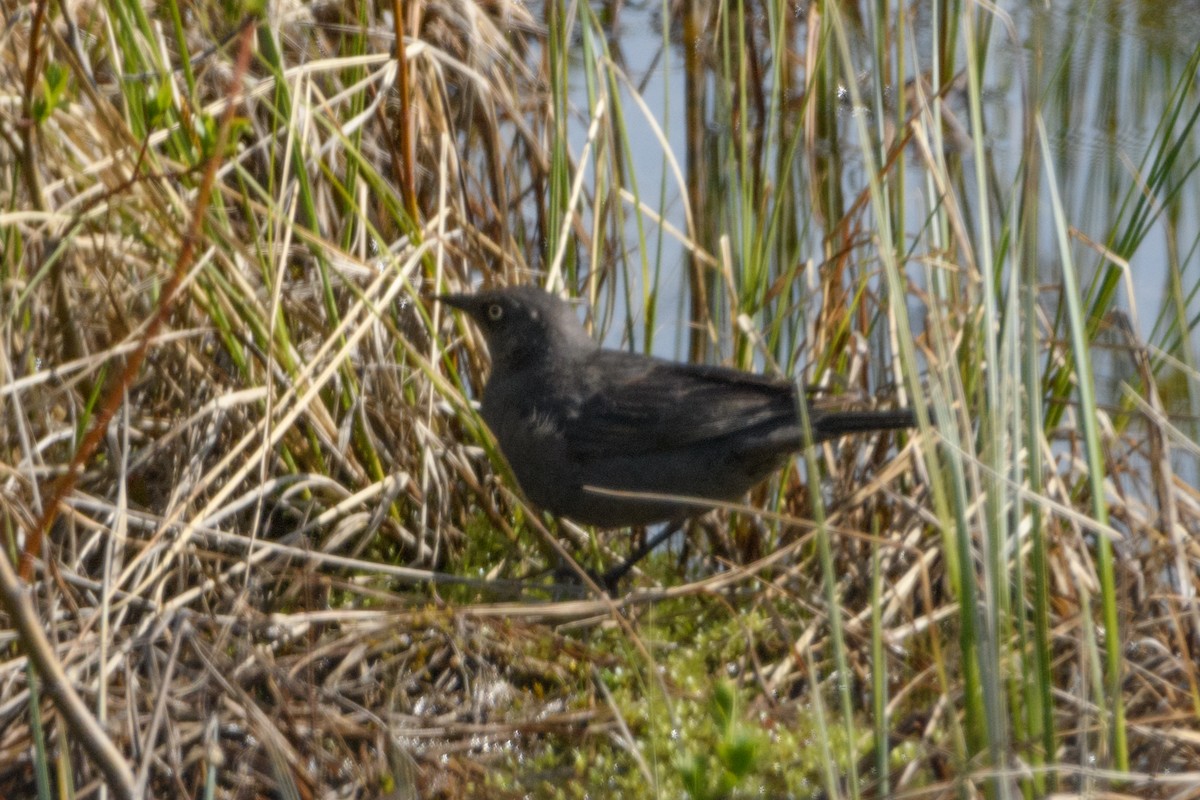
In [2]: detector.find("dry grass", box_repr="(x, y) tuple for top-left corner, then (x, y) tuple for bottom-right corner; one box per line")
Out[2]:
(2, 1), (1200, 798)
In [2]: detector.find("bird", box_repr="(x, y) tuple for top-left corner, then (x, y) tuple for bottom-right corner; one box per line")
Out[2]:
(440, 286), (916, 533)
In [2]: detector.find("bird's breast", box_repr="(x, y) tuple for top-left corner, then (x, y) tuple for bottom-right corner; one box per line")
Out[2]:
(481, 375), (577, 454)
(479, 382), (586, 515)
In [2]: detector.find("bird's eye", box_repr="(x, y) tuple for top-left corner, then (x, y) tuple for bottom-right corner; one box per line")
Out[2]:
(486, 303), (504, 322)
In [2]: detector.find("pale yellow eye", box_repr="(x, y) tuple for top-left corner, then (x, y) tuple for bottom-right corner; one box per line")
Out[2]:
(487, 303), (503, 321)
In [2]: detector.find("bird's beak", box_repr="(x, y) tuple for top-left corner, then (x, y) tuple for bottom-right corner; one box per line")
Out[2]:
(437, 294), (474, 312)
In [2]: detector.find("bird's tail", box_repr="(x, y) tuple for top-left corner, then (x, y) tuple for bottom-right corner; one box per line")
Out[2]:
(811, 408), (918, 441)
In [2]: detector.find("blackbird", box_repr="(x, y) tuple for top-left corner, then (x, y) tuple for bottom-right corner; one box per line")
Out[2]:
(441, 286), (915, 529)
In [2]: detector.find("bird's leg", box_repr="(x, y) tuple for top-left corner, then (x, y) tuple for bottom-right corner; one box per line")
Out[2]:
(601, 521), (684, 591)
(544, 558), (594, 600)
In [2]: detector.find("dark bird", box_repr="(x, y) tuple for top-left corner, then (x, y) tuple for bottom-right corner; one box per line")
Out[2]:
(441, 286), (916, 532)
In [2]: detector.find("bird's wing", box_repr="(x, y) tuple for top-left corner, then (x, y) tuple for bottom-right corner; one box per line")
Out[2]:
(564, 352), (799, 459)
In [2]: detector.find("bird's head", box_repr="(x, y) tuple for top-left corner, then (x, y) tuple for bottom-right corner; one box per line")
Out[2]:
(439, 286), (596, 373)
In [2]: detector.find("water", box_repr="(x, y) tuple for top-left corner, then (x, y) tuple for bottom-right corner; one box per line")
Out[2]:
(548, 0), (1199, 349)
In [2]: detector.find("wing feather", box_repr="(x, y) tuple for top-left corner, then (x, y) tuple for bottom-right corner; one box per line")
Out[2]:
(564, 352), (799, 459)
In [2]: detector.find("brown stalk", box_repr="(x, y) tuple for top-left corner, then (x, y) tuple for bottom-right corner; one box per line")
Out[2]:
(0, 17), (256, 798)
(19, 21), (256, 583)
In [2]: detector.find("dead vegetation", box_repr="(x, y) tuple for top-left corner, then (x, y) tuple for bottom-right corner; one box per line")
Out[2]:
(2, 0), (1199, 798)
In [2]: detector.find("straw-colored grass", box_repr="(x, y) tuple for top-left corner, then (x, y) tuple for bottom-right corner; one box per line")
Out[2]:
(2, 0), (1200, 798)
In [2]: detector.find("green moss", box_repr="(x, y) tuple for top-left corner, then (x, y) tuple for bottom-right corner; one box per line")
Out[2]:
(472, 591), (882, 798)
